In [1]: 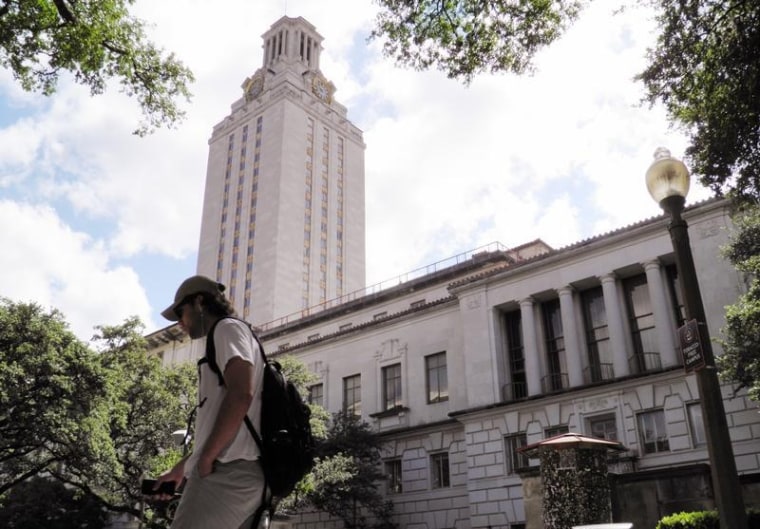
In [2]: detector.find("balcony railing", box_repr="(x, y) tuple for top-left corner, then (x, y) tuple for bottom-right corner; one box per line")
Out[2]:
(584, 362), (615, 384)
(541, 372), (569, 394)
(501, 381), (528, 402)
(629, 351), (662, 374)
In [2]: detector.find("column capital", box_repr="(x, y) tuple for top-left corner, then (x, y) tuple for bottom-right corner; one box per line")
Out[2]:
(599, 272), (618, 284)
(557, 285), (574, 296)
(519, 297), (535, 307)
(642, 259), (662, 271)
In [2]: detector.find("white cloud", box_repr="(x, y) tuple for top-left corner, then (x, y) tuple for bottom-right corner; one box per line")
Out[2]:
(0, 200), (152, 339)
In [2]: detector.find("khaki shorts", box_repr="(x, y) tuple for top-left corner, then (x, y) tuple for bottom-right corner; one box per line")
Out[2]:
(171, 459), (265, 529)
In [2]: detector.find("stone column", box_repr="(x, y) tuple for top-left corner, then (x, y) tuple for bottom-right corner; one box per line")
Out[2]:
(520, 297), (542, 396)
(643, 260), (680, 367)
(558, 286), (584, 387)
(599, 274), (630, 378)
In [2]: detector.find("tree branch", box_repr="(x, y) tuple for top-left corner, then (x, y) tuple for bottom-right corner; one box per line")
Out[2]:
(52, 0), (76, 24)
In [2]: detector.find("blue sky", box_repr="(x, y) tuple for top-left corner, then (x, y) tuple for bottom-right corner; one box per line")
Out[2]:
(0, 0), (712, 340)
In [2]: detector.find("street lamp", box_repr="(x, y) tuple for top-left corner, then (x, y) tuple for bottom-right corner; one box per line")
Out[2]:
(645, 147), (747, 529)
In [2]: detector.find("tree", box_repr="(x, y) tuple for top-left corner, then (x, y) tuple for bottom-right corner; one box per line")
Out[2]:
(302, 411), (396, 529)
(637, 0), (760, 203)
(278, 354), (330, 439)
(717, 205), (760, 401)
(370, 0), (584, 83)
(0, 299), (107, 496)
(0, 0), (194, 135)
(0, 301), (197, 524)
(0, 477), (109, 529)
(52, 317), (197, 518)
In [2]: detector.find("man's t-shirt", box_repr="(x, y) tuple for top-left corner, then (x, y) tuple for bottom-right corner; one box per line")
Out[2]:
(186, 318), (264, 475)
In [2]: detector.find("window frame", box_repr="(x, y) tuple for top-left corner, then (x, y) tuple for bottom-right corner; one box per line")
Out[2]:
(687, 402), (707, 448)
(381, 363), (402, 411)
(587, 413), (619, 441)
(580, 286), (613, 382)
(308, 383), (323, 408)
(342, 374), (361, 416)
(504, 310), (527, 399)
(425, 351), (449, 404)
(544, 425), (569, 438)
(637, 409), (670, 455)
(430, 451), (450, 489)
(623, 274), (659, 372)
(385, 458), (403, 494)
(504, 433), (530, 474)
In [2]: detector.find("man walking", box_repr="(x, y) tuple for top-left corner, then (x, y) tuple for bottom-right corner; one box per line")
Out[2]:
(155, 275), (265, 529)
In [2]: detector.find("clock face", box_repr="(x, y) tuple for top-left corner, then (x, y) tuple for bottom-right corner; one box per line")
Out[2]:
(312, 77), (331, 102)
(244, 76), (264, 101)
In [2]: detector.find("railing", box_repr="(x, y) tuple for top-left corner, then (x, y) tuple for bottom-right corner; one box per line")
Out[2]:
(501, 381), (528, 402)
(584, 362), (615, 384)
(628, 352), (662, 374)
(258, 241), (509, 331)
(541, 372), (569, 394)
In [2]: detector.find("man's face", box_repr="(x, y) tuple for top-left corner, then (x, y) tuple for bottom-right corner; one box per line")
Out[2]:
(177, 296), (205, 339)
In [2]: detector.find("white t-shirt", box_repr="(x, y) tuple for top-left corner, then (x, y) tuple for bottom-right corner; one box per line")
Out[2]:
(186, 318), (264, 475)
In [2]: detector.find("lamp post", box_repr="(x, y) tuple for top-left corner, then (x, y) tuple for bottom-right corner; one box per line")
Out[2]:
(645, 147), (747, 529)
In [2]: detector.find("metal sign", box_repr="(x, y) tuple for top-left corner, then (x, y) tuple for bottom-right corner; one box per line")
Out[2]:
(678, 319), (706, 372)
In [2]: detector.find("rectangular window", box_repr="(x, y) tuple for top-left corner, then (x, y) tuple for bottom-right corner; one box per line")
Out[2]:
(430, 452), (450, 489)
(343, 374), (361, 416)
(425, 352), (448, 403)
(385, 459), (402, 494)
(308, 383), (323, 408)
(545, 425), (569, 438)
(624, 274), (660, 373)
(505, 434), (529, 474)
(588, 414), (618, 441)
(542, 299), (567, 391)
(637, 409), (670, 454)
(382, 363), (402, 410)
(581, 287), (613, 382)
(687, 402), (706, 448)
(504, 310), (527, 400)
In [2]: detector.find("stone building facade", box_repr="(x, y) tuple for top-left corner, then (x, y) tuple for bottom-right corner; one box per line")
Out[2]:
(148, 199), (760, 529)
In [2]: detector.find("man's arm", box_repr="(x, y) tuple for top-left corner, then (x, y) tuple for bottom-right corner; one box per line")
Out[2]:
(197, 356), (255, 477)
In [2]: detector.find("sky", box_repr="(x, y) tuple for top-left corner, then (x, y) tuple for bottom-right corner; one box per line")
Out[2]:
(0, 0), (713, 341)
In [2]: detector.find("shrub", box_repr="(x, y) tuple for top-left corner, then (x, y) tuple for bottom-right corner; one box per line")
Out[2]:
(656, 509), (760, 529)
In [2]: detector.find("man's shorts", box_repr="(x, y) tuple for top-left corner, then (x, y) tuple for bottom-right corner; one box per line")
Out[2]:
(171, 459), (265, 529)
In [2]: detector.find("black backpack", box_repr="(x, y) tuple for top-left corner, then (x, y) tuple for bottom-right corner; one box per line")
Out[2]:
(199, 317), (316, 517)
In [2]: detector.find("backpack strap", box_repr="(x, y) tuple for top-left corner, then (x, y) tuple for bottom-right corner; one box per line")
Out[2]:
(198, 316), (267, 387)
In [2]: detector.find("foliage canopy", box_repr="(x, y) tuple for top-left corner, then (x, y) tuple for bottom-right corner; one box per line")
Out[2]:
(637, 0), (760, 203)
(301, 411), (396, 529)
(0, 300), (196, 525)
(0, 0), (194, 135)
(370, 0), (584, 83)
(717, 205), (760, 401)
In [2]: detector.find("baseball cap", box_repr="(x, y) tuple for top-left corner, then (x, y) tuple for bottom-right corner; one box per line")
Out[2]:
(161, 275), (226, 321)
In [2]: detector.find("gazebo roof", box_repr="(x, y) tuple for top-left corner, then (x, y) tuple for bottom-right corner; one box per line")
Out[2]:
(518, 432), (627, 456)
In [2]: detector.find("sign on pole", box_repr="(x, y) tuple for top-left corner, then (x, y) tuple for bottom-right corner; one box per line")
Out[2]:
(678, 319), (705, 372)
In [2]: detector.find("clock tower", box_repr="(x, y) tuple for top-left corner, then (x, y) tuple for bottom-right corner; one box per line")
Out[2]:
(197, 16), (366, 326)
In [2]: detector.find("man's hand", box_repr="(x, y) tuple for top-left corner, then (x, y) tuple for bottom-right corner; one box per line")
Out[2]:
(153, 458), (186, 500)
(197, 454), (215, 478)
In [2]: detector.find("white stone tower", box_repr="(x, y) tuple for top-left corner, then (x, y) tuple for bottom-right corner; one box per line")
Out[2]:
(197, 16), (366, 326)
